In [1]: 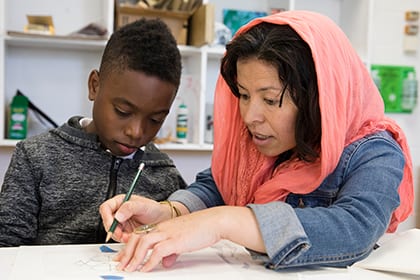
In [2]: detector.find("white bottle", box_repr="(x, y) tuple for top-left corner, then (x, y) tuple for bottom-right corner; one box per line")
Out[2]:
(176, 103), (188, 143)
(401, 71), (418, 111)
(204, 103), (214, 144)
(204, 115), (213, 144)
(371, 69), (381, 91)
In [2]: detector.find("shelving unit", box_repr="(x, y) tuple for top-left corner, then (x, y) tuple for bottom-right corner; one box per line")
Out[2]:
(1, 0), (418, 227)
(210, 0), (372, 61)
(0, 1), (213, 151)
(0, 0), (372, 151)
(0, 0), (115, 146)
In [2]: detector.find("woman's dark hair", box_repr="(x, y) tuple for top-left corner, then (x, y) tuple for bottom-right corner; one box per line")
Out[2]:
(221, 22), (321, 162)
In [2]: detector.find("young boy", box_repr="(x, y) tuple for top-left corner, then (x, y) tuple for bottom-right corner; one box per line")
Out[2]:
(0, 18), (186, 246)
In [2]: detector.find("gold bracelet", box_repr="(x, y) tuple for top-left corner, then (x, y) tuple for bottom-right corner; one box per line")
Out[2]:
(159, 200), (181, 218)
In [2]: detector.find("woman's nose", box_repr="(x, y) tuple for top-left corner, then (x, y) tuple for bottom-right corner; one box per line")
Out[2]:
(242, 102), (264, 126)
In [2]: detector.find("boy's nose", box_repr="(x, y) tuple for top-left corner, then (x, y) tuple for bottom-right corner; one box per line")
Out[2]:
(125, 120), (144, 140)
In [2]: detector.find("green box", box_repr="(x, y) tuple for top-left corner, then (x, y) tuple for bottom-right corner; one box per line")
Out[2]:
(371, 64), (416, 113)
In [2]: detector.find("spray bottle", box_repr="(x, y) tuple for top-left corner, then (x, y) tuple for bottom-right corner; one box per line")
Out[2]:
(8, 94), (29, 139)
(401, 71), (418, 111)
(371, 69), (381, 91)
(176, 102), (188, 143)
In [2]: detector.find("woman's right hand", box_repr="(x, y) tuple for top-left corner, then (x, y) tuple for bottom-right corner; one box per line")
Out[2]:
(99, 195), (165, 243)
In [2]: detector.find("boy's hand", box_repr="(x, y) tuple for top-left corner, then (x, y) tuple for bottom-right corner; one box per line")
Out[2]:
(99, 195), (163, 243)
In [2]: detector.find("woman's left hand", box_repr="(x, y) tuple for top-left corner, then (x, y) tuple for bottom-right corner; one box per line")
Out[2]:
(115, 207), (226, 272)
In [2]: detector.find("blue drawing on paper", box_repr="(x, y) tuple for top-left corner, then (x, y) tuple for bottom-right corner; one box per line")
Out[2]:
(100, 245), (118, 253)
(100, 275), (124, 279)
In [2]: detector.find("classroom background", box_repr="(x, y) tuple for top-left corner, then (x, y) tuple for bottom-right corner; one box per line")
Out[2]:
(0, 0), (419, 231)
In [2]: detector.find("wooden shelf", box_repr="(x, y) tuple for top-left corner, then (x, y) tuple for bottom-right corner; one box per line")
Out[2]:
(0, 138), (213, 151)
(5, 32), (108, 51)
(156, 142), (213, 151)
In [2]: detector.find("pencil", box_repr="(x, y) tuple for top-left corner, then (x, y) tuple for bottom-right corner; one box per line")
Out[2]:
(105, 162), (145, 243)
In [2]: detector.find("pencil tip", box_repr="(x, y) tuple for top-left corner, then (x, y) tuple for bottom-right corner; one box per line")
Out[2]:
(105, 232), (112, 243)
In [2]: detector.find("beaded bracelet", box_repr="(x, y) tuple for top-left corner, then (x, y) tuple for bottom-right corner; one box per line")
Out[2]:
(159, 200), (181, 218)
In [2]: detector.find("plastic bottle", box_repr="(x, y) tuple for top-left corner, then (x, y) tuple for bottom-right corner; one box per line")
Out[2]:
(176, 103), (188, 143)
(204, 103), (213, 144)
(401, 71), (418, 111)
(8, 94), (29, 139)
(204, 115), (213, 143)
(371, 69), (381, 91)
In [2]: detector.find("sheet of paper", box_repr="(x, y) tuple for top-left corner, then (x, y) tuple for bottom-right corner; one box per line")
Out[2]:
(348, 266), (420, 280)
(9, 241), (292, 280)
(6, 238), (414, 280)
(352, 228), (420, 276)
(0, 247), (18, 280)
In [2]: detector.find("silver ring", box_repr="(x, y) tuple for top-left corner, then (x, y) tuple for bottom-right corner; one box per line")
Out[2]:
(135, 224), (156, 234)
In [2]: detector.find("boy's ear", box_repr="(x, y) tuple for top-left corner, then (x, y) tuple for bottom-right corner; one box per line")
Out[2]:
(88, 70), (100, 101)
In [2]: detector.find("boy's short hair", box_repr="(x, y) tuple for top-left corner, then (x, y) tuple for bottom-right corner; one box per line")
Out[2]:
(99, 18), (182, 88)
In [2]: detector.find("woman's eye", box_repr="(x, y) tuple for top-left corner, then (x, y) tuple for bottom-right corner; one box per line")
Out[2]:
(239, 93), (249, 100)
(264, 98), (278, 106)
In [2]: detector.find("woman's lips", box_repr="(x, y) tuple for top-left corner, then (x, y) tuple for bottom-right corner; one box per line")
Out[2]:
(252, 133), (272, 146)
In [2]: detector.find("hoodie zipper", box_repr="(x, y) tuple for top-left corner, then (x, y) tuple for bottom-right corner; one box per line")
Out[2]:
(96, 156), (123, 242)
(106, 157), (123, 199)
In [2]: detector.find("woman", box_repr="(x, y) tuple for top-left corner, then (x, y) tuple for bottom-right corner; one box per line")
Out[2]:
(99, 10), (413, 272)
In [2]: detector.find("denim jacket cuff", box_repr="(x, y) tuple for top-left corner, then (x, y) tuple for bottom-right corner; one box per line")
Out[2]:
(168, 189), (207, 213)
(248, 201), (311, 269)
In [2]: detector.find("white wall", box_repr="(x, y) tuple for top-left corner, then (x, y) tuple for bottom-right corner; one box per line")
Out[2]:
(165, 150), (212, 184)
(370, 0), (420, 230)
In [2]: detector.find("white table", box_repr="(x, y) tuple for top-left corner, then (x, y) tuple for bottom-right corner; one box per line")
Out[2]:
(1, 234), (418, 280)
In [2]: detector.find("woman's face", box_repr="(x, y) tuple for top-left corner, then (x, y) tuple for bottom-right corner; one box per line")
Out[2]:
(237, 58), (298, 157)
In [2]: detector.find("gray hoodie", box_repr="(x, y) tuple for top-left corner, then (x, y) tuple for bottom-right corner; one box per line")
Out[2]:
(0, 116), (186, 246)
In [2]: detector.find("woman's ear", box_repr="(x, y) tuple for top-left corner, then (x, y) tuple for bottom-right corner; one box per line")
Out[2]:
(88, 70), (100, 101)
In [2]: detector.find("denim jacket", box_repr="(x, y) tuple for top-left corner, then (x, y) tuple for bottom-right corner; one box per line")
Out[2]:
(169, 131), (404, 269)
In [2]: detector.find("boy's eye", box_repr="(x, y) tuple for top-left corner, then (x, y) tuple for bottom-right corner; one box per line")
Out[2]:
(115, 107), (130, 117)
(151, 118), (165, 125)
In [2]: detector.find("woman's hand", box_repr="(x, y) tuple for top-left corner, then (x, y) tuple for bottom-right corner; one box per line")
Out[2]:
(115, 207), (224, 272)
(99, 195), (166, 243)
(114, 206), (264, 272)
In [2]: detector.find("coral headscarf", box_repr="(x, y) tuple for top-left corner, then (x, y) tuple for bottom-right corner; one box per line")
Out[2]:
(211, 11), (413, 232)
